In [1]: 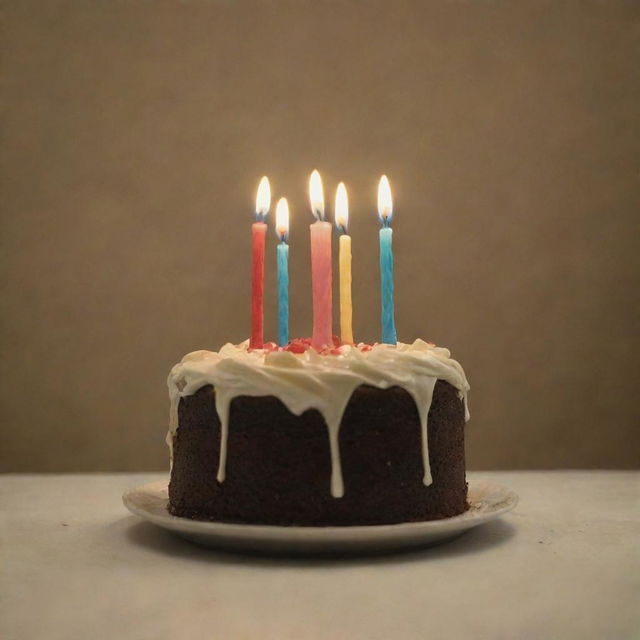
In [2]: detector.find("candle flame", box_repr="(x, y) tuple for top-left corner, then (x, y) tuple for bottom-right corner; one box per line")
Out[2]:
(335, 182), (349, 233)
(309, 169), (325, 221)
(275, 197), (289, 241)
(377, 175), (393, 226)
(256, 176), (271, 220)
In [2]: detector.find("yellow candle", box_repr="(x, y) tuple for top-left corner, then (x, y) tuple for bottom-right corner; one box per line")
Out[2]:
(335, 183), (354, 344)
(339, 234), (353, 344)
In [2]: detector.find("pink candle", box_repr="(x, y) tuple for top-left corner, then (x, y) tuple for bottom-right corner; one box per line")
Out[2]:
(309, 170), (332, 350)
(251, 176), (271, 349)
(310, 221), (333, 350)
(250, 221), (267, 349)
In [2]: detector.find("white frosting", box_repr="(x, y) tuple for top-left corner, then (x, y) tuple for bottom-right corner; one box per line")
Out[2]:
(167, 339), (470, 498)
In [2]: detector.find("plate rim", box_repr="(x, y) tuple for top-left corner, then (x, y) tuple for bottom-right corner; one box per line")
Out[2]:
(122, 480), (518, 540)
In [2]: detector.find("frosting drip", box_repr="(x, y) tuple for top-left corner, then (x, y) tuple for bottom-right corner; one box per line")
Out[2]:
(167, 339), (470, 498)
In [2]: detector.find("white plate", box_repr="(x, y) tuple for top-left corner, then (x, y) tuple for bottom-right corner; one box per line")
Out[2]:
(122, 481), (518, 554)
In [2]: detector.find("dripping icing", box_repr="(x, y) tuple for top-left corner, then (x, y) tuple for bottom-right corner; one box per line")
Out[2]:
(167, 339), (470, 498)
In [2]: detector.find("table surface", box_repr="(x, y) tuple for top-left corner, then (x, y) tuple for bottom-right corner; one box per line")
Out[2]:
(1, 471), (638, 640)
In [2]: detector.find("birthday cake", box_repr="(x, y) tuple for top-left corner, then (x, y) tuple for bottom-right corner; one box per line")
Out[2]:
(166, 338), (470, 526)
(166, 172), (470, 525)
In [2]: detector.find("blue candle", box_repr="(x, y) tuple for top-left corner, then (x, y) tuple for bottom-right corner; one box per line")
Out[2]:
(378, 176), (397, 344)
(275, 198), (290, 346)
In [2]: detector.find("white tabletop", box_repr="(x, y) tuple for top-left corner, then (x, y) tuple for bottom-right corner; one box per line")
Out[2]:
(1, 471), (638, 640)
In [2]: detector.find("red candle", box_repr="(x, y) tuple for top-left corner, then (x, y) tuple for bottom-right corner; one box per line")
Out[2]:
(309, 170), (333, 350)
(251, 177), (271, 349)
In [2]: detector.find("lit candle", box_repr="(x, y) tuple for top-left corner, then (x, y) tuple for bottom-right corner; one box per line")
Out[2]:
(378, 175), (397, 345)
(251, 176), (270, 349)
(275, 197), (290, 347)
(335, 182), (354, 344)
(309, 169), (333, 351)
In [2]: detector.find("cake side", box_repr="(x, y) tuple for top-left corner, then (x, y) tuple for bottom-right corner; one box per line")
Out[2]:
(168, 380), (466, 525)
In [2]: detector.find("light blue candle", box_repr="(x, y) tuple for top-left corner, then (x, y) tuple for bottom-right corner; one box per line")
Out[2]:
(379, 227), (397, 344)
(275, 197), (290, 347)
(277, 242), (289, 346)
(377, 175), (397, 344)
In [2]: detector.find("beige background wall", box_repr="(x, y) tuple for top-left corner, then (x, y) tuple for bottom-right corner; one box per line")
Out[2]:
(1, 0), (638, 472)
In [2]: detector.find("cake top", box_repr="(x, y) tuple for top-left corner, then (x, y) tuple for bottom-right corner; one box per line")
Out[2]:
(168, 338), (469, 411)
(167, 339), (470, 497)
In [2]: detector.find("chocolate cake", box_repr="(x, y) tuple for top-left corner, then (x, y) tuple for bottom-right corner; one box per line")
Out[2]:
(166, 339), (470, 526)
